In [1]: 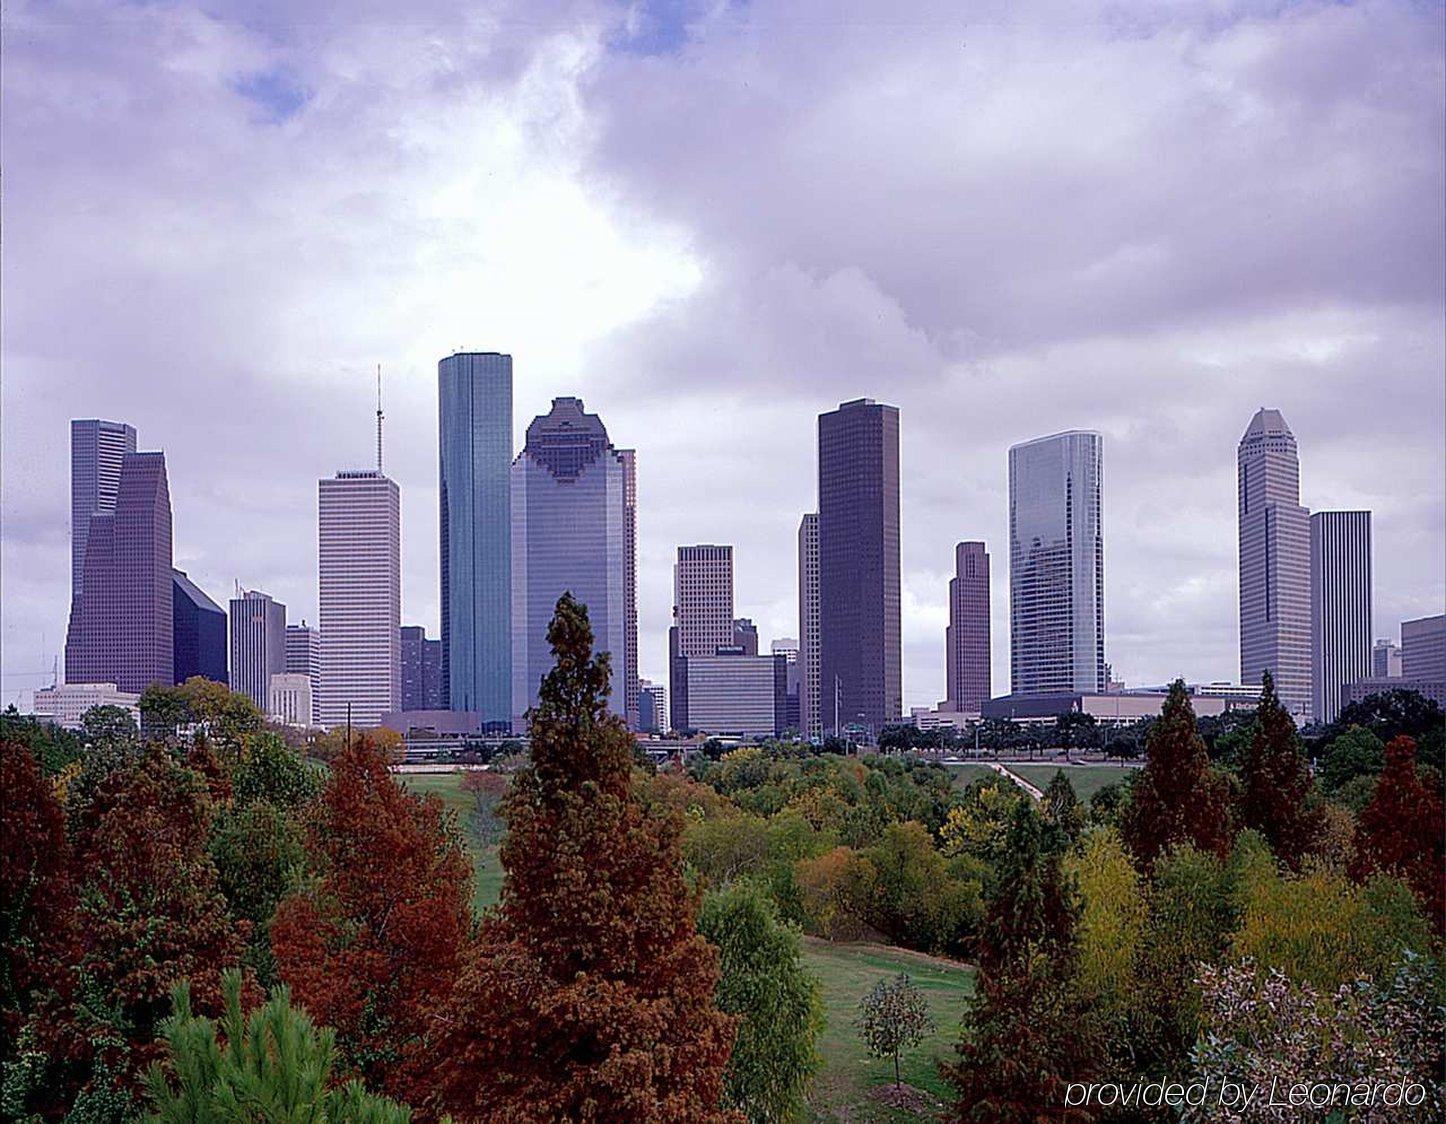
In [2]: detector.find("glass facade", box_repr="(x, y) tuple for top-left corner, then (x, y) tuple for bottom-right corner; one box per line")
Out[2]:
(70, 418), (136, 598)
(1008, 431), (1105, 695)
(439, 352), (513, 727)
(172, 569), (227, 685)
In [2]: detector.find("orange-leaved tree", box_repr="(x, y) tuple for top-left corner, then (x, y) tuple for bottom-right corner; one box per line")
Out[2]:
(428, 593), (738, 1122)
(1351, 735), (1445, 933)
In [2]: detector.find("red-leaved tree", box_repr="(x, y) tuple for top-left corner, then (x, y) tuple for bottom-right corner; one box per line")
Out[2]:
(1351, 736), (1445, 934)
(271, 737), (471, 1101)
(1236, 671), (1322, 869)
(428, 594), (737, 1122)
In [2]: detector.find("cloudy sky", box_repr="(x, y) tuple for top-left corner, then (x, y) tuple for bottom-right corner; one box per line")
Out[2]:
(3, 0), (1443, 712)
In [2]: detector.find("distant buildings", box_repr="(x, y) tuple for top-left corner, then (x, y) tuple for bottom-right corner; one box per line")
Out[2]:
(172, 569), (227, 684)
(1309, 511), (1372, 723)
(944, 541), (990, 712)
(285, 622), (320, 725)
(1401, 614), (1445, 680)
(797, 513), (820, 740)
(1237, 408), (1312, 720)
(438, 352), (512, 726)
(1008, 431), (1105, 696)
(268, 672), (313, 728)
(670, 544), (735, 732)
(34, 682), (140, 729)
(733, 618), (759, 656)
(70, 419), (136, 597)
(637, 678), (668, 734)
(818, 399), (901, 736)
(229, 588), (286, 710)
(65, 449), (173, 694)
(400, 625), (444, 711)
(318, 469), (401, 728)
(1372, 639), (1403, 679)
(510, 398), (632, 728)
(683, 652), (788, 739)
(772, 638), (801, 734)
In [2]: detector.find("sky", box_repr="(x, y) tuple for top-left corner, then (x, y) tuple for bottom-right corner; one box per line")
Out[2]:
(3, 0), (1443, 712)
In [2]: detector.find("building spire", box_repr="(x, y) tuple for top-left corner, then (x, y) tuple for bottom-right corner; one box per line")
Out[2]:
(376, 363), (384, 473)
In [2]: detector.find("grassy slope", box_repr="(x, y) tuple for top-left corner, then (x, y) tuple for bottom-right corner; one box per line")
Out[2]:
(1008, 762), (1129, 803)
(944, 763), (998, 790)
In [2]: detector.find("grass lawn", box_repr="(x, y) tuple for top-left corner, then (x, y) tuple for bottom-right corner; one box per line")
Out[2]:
(398, 771), (503, 914)
(802, 939), (974, 1123)
(944, 763), (998, 791)
(1008, 762), (1130, 803)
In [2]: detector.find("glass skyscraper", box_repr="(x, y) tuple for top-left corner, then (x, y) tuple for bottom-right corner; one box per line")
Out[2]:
(510, 397), (629, 729)
(945, 541), (991, 711)
(438, 352), (512, 728)
(71, 418), (136, 597)
(172, 569), (227, 685)
(1008, 430), (1105, 695)
(1310, 510), (1372, 724)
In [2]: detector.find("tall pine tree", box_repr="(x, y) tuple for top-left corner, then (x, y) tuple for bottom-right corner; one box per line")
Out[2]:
(1236, 671), (1322, 868)
(1351, 736), (1445, 934)
(1122, 680), (1233, 867)
(429, 594), (736, 1122)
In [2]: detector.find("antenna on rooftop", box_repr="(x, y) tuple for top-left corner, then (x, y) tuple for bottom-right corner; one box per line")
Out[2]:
(376, 364), (385, 473)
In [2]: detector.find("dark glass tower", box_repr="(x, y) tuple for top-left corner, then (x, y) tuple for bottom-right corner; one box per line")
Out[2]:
(945, 541), (991, 711)
(817, 399), (901, 736)
(172, 569), (227, 684)
(71, 419), (136, 598)
(439, 352), (513, 727)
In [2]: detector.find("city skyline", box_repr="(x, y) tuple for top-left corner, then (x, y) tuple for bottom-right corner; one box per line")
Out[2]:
(4, 3), (1443, 712)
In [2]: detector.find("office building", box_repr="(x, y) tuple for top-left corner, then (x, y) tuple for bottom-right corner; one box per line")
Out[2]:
(1238, 408), (1312, 719)
(733, 618), (759, 656)
(510, 398), (629, 727)
(1310, 511), (1372, 724)
(229, 588), (287, 710)
(1372, 640), (1403, 679)
(34, 682), (140, 729)
(798, 513), (820, 739)
(944, 541), (991, 712)
(172, 569), (227, 684)
(772, 638), (801, 734)
(637, 677), (668, 735)
(65, 450), (173, 694)
(268, 672), (313, 728)
(401, 625), (445, 711)
(70, 418), (137, 597)
(318, 469), (401, 728)
(818, 399), (902, 736)
(1342, 676), (1445, 710)
(674, 546), (735, 657)
(620, 448), (639, 731)
(438, 352), (512, 725)
(683, 652), (788, 739)
(285, 622), (321, 725)
(1008, 431), (1105, 696)
(1401, 614), (1445, 680)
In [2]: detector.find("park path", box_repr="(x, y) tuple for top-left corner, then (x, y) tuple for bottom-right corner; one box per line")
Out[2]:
(984, 761), (1043, 800)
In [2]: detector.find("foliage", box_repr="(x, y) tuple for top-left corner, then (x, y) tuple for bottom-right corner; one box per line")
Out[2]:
(939, 775), (1023, 862)
(231, 732), (319, 811)
(458, 768), (509, 846)
(1122, 680), (1233, 867)
(1320, 726), (1387, 794)
(1236, 671), (1322, 869)
(270, 738), (470, 1101)
(862, 822), (982, 956)
(697, 883), (823, 1122)
(977, 800), (1075, 974)
(208, 802), (306, 988)
(1086, 779), (1129, 828)
(0, 707), (85, 775)
(139, 679), (263, 760)
(853, 973), (933, 1088)
(82, 704), (141, 748)
(428, 594), (736, 1122)
(1351, 736), (1445, 934)
(1334, 688), (1444, 746)
(143, 969), (412, 1122)
(794, 847), (875, 942)
(1041, 771), (1085, 842)
(1066, 828), (1146, 1053)
(686, 815), (772, 888)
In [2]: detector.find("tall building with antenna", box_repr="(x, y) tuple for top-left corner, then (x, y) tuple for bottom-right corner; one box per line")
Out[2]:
(316, 374), (401, 728)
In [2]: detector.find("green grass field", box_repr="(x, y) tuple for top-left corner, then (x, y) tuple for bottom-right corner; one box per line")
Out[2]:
(1007, 762), (1130, 803)
(944, 763), (997, 790)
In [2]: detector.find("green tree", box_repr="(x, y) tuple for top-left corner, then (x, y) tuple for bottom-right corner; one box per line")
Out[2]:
(81, 703), (140, 749)
(231, 732), (318, 810)
(143, 969), (411, 1122)
(208, 801), (305, 988)
(854, 973), (933, 1089)
(697, 883), (823, 1122)
(1065, 828), (1146, 1057)
(0, 707), (85, 775)
(863, 821), (981, 955)
(1319, 725), (1386, 794)
(1236, 671), (1322, 869)
(1041, 771), (1085, 842)
(939, 775), (1023, 862)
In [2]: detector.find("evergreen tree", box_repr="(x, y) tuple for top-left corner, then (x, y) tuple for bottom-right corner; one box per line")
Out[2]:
(1121, 680), (1233, 867)
(1351, 736), (1445, 934)
(1041, 770), (1085, 842)
(429, 594), (736, 1122)
(1236, 671), (1322, 869)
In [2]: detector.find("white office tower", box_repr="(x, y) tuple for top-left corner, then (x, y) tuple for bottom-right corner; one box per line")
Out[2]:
(1310, 511), (1372, 724)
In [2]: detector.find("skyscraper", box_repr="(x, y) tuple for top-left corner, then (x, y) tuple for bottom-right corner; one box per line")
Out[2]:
(1401, 614), (1445, 680)
(733, 618), (759, 656)
(797, 513), (820, 740)
(945, 541), (991, 711)
(229, 588), (287, 710)
(1310, 511), (1372, 724)
(285, 622), (321, 726)
(1371, 639), (1403, 679)
(318, 470), (401, 728)
(772, 638), (801, 734)
(172, 569), (227, 684)
(438, 352), (512, 726)
(671, 544), (734, 733)
(1237, 408), (1312, 719)
(400, 625), (445, 711)
(70, 419), (137, 597)
(1008, 431), (1105, 696)
(510, 397), (629, 728)
(64, 450), (173, 693)
(818, 399), (902, 736)
(620, 448), (639, 731)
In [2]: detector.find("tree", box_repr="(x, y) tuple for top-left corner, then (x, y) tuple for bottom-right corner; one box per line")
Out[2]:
(1351, 736), (1445, 934)
(855, 974), (933, 1089)
(270, 738), (470, 1100)
(143, 969), (412, 1122)
(1041, 771), (1085, 842)
(231, 732), (319, 810)
(0, 707), (85, 775)
(863, 821), (981, 955)
(428, 594), (737, 1122)
(977, 800), (1075, 973)
(697, 884), (823, 1122)
(1319, 725), (1386, 794)
(794, 846), (875, 942)
(939, 775), (1023, 862)
(1335, 688), (1444, 745)
(209, 801), (305, 988)
(1065, 828), (1146, 1056)
(458, 768), (509, 847)
(1121, 680), (1233, 867)
(1054, 711), (1098, 755)
(81, 703), (141, 748)
(1236, 671), (1322, 869)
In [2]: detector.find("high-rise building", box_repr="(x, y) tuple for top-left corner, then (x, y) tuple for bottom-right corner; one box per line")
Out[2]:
(1371, 639), (1403, 679)
(510, 398), (629, 728)
(1237, 408), (1312, 719)
(172, 569), (227, 684)
(772, 638), (801, 734)
(65, 450), (173, 694)
(674, 546), (735, 657)
(229, 588), (286, 710)
(268, 672), (313, 728)
(318, 470), (401, 728)
(620, 448), (639, 731)
(818, 400), (901, 736)
(438, 352), (512, 726)
(1401, 614), (1445, 680)
(637, 678), (668, 734)
(797, 513), (820, 740)
(1310, 511), (1372, 724)
(70, 419), (137, 597)
(400, 625), (445, 711)
(944, 541), (991, 712)
(733, 618), (759, 656)
(683, 652), (788, 739)
(285, 622), (320, 725)
(1008, 431), (1105, 696)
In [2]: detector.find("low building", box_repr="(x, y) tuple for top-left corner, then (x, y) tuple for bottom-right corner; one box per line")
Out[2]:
(268, 672), (314, 728)
(34, 682), (140, 729)
(683, 652), (787, 739)
(1341, 676), (1445, 710)
(910, 707), (977, 731)
(381, 709), (483, 737)
(981, 690), (1234, 725)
